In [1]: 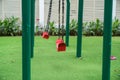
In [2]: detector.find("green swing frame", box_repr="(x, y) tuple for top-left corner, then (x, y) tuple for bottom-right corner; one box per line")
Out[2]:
(22, 0), (113, 80)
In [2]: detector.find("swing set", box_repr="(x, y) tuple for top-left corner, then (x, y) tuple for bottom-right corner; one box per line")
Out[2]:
(21, 0), (113, 80)
(42, 0), (66, 51)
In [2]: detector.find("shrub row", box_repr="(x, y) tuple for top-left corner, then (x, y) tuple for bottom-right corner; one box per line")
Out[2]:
(0, 16), (21, 36)
(83, 18), (120, 36)
(0, 17), (120, 36)
(39, 18), (120, 36)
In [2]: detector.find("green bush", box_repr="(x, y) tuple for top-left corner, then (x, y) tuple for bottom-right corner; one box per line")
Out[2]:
(49, 21), (58, 36)
(112, 18), (120, 36)
(83, 19), (103, 36)
(83, 21), (95, 36)
(0, 19), (4, 36)
(92, 18), (103, 36)
(41, 18), (120, 36)
(0, 16), (21, 36)
(69, 19), (78, 36)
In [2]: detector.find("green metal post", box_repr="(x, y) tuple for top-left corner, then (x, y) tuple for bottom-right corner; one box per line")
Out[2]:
(76, 0), (84, 57)
(31, 0), (35, 58)
(102, 0), (113, 80)
(65, 0), (70, 46)
(22, 0), (31, 80)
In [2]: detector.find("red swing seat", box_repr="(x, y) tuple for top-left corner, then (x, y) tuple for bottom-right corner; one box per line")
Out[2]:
(56, 39), (66, 52)
(42, 32), (49, 39)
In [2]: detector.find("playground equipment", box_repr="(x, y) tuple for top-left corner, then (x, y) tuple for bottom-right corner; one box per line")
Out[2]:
(56, 0), (66, 52)
(65, 0), (70, 47)
(110, 56), (117, 60)
(102, 0), (113, 80)
(22, 0), (32, 80)
(56, 39), (66, 51)
(42, 32), (49, 39)
(31, 0), (35, 58)
(22, 0), (113, 80)
(42, 0), (53, 39)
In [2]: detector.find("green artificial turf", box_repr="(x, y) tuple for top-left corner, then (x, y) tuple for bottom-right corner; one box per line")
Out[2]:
(0, 36), (120, 80)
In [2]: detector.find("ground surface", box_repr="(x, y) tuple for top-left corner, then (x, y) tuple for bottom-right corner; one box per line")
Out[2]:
(0, 36), (120, 80)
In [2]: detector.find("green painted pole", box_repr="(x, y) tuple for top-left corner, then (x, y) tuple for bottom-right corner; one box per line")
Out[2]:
(102, 0), (113, 80)
(65, 0), (70, 47)
(22, 0), (31, 80)
(31, 0), (35, 58)
(76, 0), (84, 57)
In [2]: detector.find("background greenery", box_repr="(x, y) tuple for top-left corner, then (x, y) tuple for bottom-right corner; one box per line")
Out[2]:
(0, 36), (120, 80)
(0, 16), (21, 36)
(0, 17), (120, 36)
(33, 18), (120, 36)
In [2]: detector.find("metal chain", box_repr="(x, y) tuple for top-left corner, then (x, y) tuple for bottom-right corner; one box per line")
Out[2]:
(58, 0), (61, 38)
(46, 0), (53, 32)
(62, 0), (64, 40)
(58, 0), (64, 39)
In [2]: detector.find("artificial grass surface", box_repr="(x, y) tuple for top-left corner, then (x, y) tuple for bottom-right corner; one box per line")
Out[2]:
(0, 36), (120, 80)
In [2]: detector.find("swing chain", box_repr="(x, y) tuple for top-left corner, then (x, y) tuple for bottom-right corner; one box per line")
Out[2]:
(58, 0), (61, 38)
(58, 0), (65, 39)
(46, 0), (53, 32)
(62, 0), (65, 40)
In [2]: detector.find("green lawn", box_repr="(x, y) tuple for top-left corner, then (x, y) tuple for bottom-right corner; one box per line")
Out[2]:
(0, 36), (120, 80)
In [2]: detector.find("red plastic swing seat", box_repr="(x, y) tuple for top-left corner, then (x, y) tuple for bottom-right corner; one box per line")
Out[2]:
(42, 32), (49, 39)
(56, 39), (66, 52)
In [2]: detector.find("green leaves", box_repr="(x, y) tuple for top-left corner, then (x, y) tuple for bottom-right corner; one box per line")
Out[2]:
(69, 19), (78, 36)
(38, 18), (120, 36)
(112, 18), (120, 36)
(0, 19), (4, 36)
(49, 21), (58, 36)
(93, 18), (103, 36)
(69, 19), (103, 36)
(0, 16), (21, 36)
(83, 19), (103, 36)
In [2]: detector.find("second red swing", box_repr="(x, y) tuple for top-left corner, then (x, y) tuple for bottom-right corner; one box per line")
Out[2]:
(56, 0), (66, 52)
